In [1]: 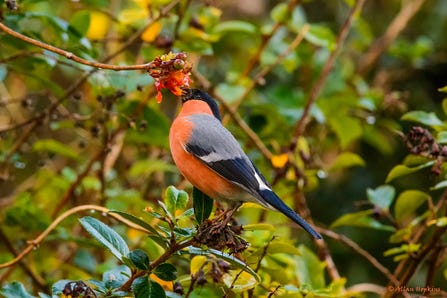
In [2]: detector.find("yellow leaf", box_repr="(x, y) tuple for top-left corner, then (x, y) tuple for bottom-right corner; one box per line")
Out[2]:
(86, 12), (110, 40)
(149, 273), (173, 291)
(141, 21), (162, 42)
(190, 255), (207, 275)
(271, 153), (289, 168)
(223, 270), (258, 293)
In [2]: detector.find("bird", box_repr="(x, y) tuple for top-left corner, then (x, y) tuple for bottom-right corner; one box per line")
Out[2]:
(169, 88), (321, 239)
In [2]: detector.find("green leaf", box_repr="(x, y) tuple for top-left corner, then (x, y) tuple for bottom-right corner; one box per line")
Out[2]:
(367, 185), (395, 211)
(267, 241), (301, 255)
(188, 246), (260, 283)
(295, 245), (325, 289)
(438, 85), (447, 93)
(69, 10), (90, 36)
(328, 152), (365, 171)
(192, 187), (213, 224)
(79, 216), (129, 262)
(394, 190), (429, 223)
(401, 111), (444, 128)
(213, 20), (257, 35)
(331, 210), (395, 231)
(329, 116), (362, 148)
(0, 282), (35, 298)
(153, 263), (177, 281)
(129, 159), (177, 178)
(32, 139), (80, 161)
(442, 99), (447, 116)
(436, 131), (447, 144)
(132, 276), (166, 298)
(386, 161), (435, 183)
(433, 217), (447, 227)
(305, 24), (336, 50)
(129, 249), (150, 270)
(165, 186), (189, 217)
(430, 180), (447, 190)
(108, 210), (162, 237)
(271, 3), (288, 23)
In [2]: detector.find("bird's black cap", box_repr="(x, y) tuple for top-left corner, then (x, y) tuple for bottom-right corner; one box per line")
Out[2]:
(181, 88), (222, 121)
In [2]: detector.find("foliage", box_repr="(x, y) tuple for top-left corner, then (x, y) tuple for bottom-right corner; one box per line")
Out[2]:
(1, 0), (447, 297)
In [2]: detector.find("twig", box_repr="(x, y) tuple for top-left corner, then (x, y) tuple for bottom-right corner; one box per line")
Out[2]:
(0, 0), (181, 135)
(118, 238), (194, 292)
(289, 0), (366, 151)
(223, 23), (310, 124)
(346, 283), (385, 296)
(239, 0), (300, 78)
(173, 0), (192, 40)
(386, 188), (447, 296)
(3, 121), (37, 163)
(51, 148), (105, 218)
(319, 228), (399, 286)
(0, 21), (149, 71)
(357, 0), (427, 75)
(0, 228), (47, 290)
(0, 205), (152, 269)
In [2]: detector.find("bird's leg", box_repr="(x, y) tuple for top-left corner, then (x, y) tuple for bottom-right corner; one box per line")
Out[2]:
(213, 202), (242, 229)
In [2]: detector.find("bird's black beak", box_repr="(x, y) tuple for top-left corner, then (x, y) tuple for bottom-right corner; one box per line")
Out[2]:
(180, 87), (193, 102)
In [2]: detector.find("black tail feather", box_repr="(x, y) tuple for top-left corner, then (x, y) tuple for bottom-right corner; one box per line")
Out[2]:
(259, 189), (322, 239)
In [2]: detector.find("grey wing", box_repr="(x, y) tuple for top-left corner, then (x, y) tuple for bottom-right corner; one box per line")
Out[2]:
(185, 114), (272, 205)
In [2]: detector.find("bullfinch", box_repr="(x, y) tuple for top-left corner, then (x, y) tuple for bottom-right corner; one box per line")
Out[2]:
(169, 88), (321, 239)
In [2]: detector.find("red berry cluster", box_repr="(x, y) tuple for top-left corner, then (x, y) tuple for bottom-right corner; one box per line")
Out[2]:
(147, 52), (192, 103)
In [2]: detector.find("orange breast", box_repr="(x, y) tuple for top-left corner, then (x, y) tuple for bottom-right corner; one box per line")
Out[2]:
(169, 116), (245, 202)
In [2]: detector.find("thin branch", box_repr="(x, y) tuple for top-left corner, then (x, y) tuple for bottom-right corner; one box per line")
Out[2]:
(0, 204), (152, 269)
(319, 228), (400, 286)
(51, 147), (105, 218)
(357, 0), (427, 75)
(0, 228), (47, 290)
(118, 238), (194, 292)
(386, 188), (447, 296)
(289, 0), (366, 151)
(0, 0), (182, 135)
(239, 0), (300, 78)
(0, 21), (149, 71)
(222, 23), (310, 124)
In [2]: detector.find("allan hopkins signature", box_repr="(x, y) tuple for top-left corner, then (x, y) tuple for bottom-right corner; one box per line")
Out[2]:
(388, 285), (441, 295)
